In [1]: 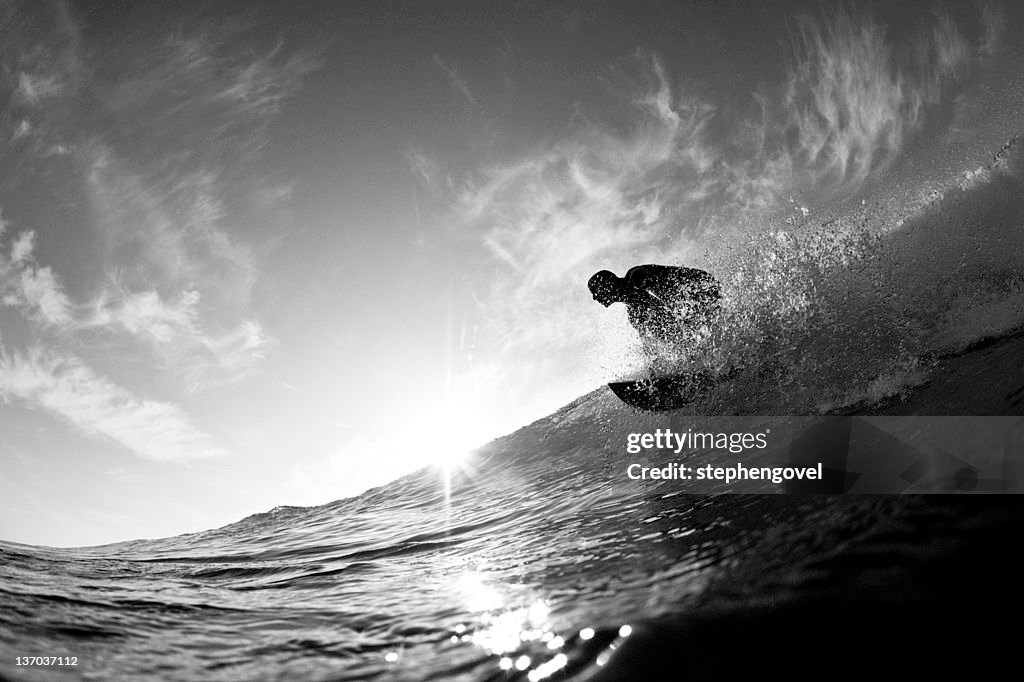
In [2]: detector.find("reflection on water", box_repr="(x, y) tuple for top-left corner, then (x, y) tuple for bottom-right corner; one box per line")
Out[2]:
(448, 567), (620, 681)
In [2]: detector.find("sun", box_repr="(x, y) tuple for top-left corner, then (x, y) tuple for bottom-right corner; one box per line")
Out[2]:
(406, 400), (491, 471)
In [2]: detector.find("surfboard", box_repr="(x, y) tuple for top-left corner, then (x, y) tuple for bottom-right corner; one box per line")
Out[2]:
(608, 370), (719, 411)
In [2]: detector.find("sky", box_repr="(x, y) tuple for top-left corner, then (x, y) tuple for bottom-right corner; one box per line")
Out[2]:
(0, 0), (1020, 546)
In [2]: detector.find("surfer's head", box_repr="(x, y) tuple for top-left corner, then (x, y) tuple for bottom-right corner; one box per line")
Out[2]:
(588, 270), (622, 307)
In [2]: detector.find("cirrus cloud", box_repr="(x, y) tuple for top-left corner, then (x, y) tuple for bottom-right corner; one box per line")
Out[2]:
(0, 346), (227, 462)
(1, 0), (321, 463)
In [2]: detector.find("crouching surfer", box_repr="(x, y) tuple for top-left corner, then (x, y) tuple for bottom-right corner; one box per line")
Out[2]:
(588, 264), (721, 361)
(588, 264), (724, 411)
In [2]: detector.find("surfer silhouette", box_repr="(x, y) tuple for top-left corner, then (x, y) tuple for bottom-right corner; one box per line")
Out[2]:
(588, 264), (721, 357)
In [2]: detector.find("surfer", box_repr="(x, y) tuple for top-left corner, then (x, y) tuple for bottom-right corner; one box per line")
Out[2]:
(588, 264), (721, 355)
(591, 264), (723, 409)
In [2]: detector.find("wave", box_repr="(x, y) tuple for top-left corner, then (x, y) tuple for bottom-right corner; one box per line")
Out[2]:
(665, 136), (1024, 414)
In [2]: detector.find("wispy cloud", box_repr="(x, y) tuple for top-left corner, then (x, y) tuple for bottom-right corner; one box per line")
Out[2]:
(1, 225), (270, 392)
(91, 288), (201, 345)
(1, 226), (246, 462)
(1, 229), (72, 326)
(98, 19), (321, 162)
(81, 159), (272, 390)
(70, 14), (320, 390)
(1, 1), (320, 461)
(406, 146), (440, 187)
(86, 285), (270, 393)
(0, 346), (227, 462)
(1, 1), (321, 391)
(979, 2), (1005, 57)
(433, 54), (478, 105)
(781, 7), (969, 194)
(15, 72), (63, 105)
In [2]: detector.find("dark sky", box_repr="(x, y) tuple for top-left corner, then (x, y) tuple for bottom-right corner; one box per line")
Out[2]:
(1, 0), (1021, 545)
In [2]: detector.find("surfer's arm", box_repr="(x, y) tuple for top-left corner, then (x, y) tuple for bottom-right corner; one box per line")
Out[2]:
(624, 265), (674, 303)
(626, 265), (714, 307)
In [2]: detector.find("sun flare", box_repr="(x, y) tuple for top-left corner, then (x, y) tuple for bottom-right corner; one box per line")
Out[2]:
(406, 400), (492, 471)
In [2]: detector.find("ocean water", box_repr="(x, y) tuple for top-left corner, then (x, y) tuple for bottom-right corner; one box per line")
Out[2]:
(3, 144), (1024, 681)
(3, 470), (1024, 680)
